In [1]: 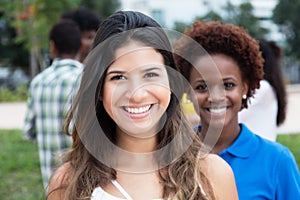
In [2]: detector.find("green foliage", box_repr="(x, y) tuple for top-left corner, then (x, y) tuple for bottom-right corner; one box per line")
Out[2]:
(0, 129), (44, 200)
(173, 21), (190, 33)
(173, 1), (269, 38)
(173, 11), (222, 33)
(13, 0), (80, 50)
(196, 10), (222, 22)
(224, 2), (269, 38)
(277, 134), (300, 168)
(0, 0), (121, 75)
(0, 3), (29, 68)
(273, 0), (300, 59)
(0, 84), (28, 102)
(0, 0), (81, 74)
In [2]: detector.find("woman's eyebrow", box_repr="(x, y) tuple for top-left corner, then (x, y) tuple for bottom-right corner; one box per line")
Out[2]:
(106, 66), (164, 75)
(223, 77), (237, 82)
(142, 66), (164, 72)
(106, 70), (125, 75)
(193, 79), (205, 83)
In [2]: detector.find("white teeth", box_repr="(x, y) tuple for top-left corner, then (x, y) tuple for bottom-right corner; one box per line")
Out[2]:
(209, 107), (226, 114)
(125, 105), (151, 114)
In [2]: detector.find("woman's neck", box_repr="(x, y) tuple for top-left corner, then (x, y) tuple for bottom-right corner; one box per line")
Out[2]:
(200, 122), (241, 154)
(116, 128), (157, 153)
(112, 128), (158, 172)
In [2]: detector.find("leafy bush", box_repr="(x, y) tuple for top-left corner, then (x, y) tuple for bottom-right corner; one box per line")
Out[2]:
(0, 84), (28, 102)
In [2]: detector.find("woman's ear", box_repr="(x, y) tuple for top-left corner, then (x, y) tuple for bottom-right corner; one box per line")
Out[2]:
(241, 81), (249, 109)
(242, 81), (249, 97)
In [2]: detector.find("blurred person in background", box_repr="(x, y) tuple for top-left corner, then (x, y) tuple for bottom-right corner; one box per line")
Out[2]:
(239, 39), (287, 141)
(23, 19), (83, 190)
(61, 7), (101, 63)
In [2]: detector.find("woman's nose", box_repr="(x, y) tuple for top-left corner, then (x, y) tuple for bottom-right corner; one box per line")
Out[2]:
(126, 79), (149, 103)
(207, 86), (226, 103)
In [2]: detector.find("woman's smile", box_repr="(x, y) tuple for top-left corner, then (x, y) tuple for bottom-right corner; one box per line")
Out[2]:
(206, 106), (227, 115)
(123, 104), (153, 119)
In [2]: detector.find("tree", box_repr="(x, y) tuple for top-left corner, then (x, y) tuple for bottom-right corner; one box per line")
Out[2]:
(273, 0), (300, 59)
(173, 1), (269, 38)
(223, 2), (269, 38)
(173, 21), (190, 33)
(0, 14), (29, 69)
(0, 0), (80, 77)
(196, 10), (222, 22)
(0, 0), (120, 77)
(0, 2), (29, 69)
(173, 11), (222, 33)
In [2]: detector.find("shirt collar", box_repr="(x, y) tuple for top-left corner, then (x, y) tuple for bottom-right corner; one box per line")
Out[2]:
(219, 123), (257, 158)
(51, 58), (83, 68)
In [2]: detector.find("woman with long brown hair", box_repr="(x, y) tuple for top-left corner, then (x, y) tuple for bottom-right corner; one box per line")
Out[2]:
(47, 11), (238, 200)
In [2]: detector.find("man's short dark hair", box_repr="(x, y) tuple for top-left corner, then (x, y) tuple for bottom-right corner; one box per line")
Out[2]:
(49, 19), (81, 55)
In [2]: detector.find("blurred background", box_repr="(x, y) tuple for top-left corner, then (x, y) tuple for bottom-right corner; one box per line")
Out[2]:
(1, 0), (300, 95)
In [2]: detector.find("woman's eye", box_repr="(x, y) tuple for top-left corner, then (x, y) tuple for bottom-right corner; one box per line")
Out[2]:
(144, 72), (158, 78)
(110, 75), (126, 80)
(224, 82), (235, 89)
(195, 84), (207, 91)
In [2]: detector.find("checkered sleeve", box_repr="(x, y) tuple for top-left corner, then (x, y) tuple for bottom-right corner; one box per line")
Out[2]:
(23, 83), (37, 141)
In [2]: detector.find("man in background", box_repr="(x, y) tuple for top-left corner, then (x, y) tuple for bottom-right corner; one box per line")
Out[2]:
(23, 19), (83, 189)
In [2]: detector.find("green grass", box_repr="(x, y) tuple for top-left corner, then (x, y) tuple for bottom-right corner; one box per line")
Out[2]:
(277, 134), (300, 168)
(0, 129), (45, 200)
(0, 130), (299, 200)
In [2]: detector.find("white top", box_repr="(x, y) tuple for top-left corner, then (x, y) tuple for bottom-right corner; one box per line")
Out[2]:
(239, 80), (278, 141)
(91, 180), (162, 200)
(91, 180), (206, 200)
(91, 186), (126, 200)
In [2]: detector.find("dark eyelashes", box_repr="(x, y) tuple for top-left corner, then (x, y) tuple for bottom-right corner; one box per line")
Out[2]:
(194, 82), (236, 91)
(109, 72), (160, 81)
(224, 82), (235, 88)
(110, 75), (126, 80)
(144, 72), (159, 78)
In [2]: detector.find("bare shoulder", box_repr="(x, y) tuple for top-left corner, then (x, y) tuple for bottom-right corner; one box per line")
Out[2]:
(201, 154), (239, 200)
(48, 162), (73, 200)
(202, 154), (233, 176)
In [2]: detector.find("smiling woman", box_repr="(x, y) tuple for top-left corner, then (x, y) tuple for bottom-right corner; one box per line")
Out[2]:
(174, 20), (300, 200)
(47, 11), (238, 200)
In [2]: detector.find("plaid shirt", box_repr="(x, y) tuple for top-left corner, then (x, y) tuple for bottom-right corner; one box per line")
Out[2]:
(23, 58), (83, 189)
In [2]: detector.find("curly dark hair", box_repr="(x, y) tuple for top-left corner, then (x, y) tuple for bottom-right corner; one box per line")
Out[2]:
(174, 20), (264, 108)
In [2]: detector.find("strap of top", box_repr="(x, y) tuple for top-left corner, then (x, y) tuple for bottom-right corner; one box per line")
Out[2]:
(111, 180), (133, 200)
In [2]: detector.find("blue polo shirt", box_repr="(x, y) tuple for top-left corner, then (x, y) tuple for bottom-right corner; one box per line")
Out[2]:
(219, 124), (300, 199)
